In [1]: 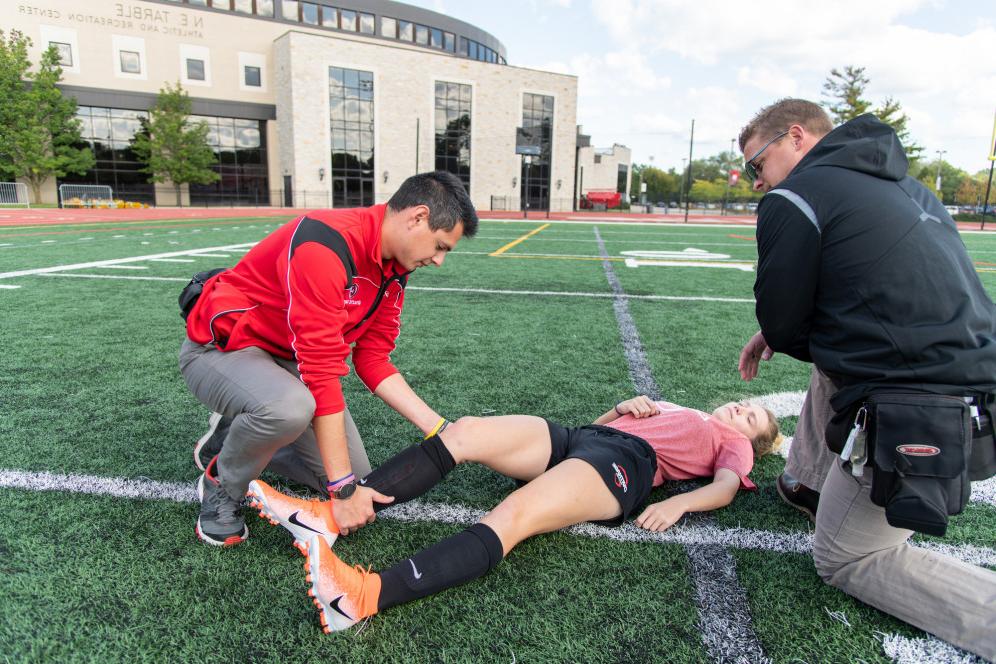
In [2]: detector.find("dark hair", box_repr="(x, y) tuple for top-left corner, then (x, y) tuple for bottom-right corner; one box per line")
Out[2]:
(738, 98), (833, 153)
(387, 171), (478, 237)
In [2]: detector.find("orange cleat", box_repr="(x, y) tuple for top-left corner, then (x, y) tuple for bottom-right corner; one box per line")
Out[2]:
(302, 534), (381, 633)
(246, 480), (339, 550)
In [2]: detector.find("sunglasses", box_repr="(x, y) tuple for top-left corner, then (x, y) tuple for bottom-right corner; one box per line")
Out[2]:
(744, 130), (789, 181)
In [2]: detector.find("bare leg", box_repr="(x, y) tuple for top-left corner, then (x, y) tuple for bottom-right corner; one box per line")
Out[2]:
(442, 415), (553, 481)
(481, 458), (620, 555)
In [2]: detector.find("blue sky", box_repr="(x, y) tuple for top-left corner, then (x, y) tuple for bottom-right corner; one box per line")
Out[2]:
(407, 0), (996, 175)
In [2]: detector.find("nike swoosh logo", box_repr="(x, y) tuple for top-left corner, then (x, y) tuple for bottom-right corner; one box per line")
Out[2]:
(358, 478), (367, 485)
(408, 559), (422, 580)
(330, 595), (353, 620)
(288, 511), (322, 534)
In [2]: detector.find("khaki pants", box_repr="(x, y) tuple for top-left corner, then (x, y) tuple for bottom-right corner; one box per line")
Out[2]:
(792, 366), (996, 659)
(179, 340), (371, 499)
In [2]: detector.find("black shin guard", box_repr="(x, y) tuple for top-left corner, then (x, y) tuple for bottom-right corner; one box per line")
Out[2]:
(377, 523), (504, 612)
(361, 435), (456, 512)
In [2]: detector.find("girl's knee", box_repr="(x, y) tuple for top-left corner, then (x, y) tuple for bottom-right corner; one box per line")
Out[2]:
(442, 416), (483, 463)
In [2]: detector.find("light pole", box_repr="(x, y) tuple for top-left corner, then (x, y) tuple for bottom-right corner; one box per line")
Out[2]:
(935, 149), (947, 198)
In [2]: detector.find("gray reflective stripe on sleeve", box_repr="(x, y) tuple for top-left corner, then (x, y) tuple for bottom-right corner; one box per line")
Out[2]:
(768, 189), (820, 234)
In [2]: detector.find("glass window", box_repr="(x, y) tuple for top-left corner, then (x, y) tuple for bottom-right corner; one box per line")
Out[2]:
(119, 50), (141, 74)
(300, 2), (318, 24)
(232, 0), (252, 12)
(186, 58), (205, 81)
(187, 0), (208, 5)
(444, 32), (455, 52)
(381, 17), (396, 38)
(359, 12), (374, 34)
(321, 6), (337, 26)
(430, 28), (442, 48)
(281, 0), (298, 20)
(329, 66), (375, 207)
(256, 0), (274, 16)
(520, 93), (554, 211)
(244, 65), (261, 87)
(415, 24), (429, 45)
(435, 81), (472, 193)
(49, 42), (73, 67)
(458, 37), (468, 56)
(340, 10), (357, 31)
(211, 0), (231, 7)
(467, 41), (477, 60)
(398, 20), (413, 41)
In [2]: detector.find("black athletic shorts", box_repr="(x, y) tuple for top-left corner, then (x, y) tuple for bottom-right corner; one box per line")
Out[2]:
(544, 420), (658, 526)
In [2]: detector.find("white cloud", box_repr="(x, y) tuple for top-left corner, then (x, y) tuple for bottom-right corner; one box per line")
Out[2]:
(737, 65), (798, 97)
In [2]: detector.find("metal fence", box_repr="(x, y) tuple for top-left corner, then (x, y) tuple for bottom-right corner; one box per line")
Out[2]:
(0, 182), (29, 207)
(58, 184), (114, 208)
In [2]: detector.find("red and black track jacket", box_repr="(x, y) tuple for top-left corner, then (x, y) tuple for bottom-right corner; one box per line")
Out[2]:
(185, 204), (408, 416)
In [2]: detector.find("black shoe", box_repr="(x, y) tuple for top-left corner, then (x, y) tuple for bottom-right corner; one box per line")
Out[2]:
(194, 413), (232, 471)
(196, 455), (248, 547)
(776, 472), (819, 522)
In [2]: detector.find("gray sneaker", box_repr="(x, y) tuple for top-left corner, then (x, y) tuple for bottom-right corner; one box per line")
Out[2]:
(194, 412), (232, 471)
(196, 456), (248, 547)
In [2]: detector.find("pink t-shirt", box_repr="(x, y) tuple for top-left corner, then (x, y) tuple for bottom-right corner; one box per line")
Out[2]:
(607, 401), (757, 490)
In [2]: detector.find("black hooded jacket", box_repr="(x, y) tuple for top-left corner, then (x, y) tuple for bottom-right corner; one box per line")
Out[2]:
(754, 114), (996, 408)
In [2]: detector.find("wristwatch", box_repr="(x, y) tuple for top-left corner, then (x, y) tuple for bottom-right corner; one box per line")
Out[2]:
(332, 480), (357, 500)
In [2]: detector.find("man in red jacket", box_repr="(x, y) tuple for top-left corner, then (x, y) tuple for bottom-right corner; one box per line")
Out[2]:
(179, 171), (478, 547)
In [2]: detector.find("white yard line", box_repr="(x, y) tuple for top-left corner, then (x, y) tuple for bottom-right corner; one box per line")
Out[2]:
(40, 273), (187, 282)
(2, 468), (992, 567)
(0, 284), (21, 289)
(0, 242), (256, 280)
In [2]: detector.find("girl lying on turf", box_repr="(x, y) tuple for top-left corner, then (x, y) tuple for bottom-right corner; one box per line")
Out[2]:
(247, 394), (781, 632)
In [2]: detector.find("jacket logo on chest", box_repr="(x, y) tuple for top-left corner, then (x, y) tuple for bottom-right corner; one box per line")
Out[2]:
(344, 282), (362, 306)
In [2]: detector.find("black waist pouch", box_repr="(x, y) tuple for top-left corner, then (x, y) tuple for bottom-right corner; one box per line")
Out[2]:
(864, 393), (971, 537)
(178, 267), (228, 321)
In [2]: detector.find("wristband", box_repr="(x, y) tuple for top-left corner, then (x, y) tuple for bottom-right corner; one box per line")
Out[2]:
(425, 417), (450, 439)
(326, 473), (354, 494)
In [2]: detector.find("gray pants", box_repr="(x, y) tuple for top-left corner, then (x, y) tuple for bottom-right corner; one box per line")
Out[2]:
(179, 340), (372, 500)
(793, 367), (996, 659)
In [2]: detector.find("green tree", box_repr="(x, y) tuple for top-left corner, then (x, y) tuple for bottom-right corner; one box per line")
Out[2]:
(631, 164), (682, 204)
(132, 81), (219, 205)
(0, 30), (94, 203)
(955, 176), (983, 207)
(912, 160), (967, 204)
(821, 65), (923, 160)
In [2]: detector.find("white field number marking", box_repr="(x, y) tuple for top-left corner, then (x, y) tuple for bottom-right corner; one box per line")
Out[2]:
(622, 248), (755, 272)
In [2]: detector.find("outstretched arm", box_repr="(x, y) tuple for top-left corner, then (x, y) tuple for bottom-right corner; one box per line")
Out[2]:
(593, 395), (660, 425)
(635, 468), (740, 532)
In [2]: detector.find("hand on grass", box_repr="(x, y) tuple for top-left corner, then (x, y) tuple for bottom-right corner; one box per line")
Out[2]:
(635, 497), (686, 532)
(332, 486), (394, 535)
(738, 330), (774, 382)
(615, 395), (660, 419)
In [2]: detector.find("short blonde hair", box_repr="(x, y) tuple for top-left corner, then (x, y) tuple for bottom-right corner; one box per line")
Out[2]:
(750, 406), (782, 457)
(738, 98), (833, 153)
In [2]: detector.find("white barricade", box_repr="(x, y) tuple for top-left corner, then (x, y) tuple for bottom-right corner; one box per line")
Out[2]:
(0, 182), (30, 207)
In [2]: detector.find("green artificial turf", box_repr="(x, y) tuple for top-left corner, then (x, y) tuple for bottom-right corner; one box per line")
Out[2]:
(2, 217), (995, 661)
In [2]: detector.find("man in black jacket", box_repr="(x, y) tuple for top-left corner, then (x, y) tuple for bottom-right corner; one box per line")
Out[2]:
(736, 98), (995, 660)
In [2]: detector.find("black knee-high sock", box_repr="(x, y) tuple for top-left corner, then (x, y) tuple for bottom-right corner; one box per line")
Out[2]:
(376, 523), (504, 611)
(360, 435), (456, 512)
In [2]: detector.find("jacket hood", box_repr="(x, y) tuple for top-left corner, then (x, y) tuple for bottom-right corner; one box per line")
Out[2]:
(794, 114), (908, 182)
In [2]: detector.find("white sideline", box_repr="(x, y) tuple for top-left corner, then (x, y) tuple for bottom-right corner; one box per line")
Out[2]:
(0, 242), (256, 280)
(881, 633), (987, 664)
(1, 468), (993, 569)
